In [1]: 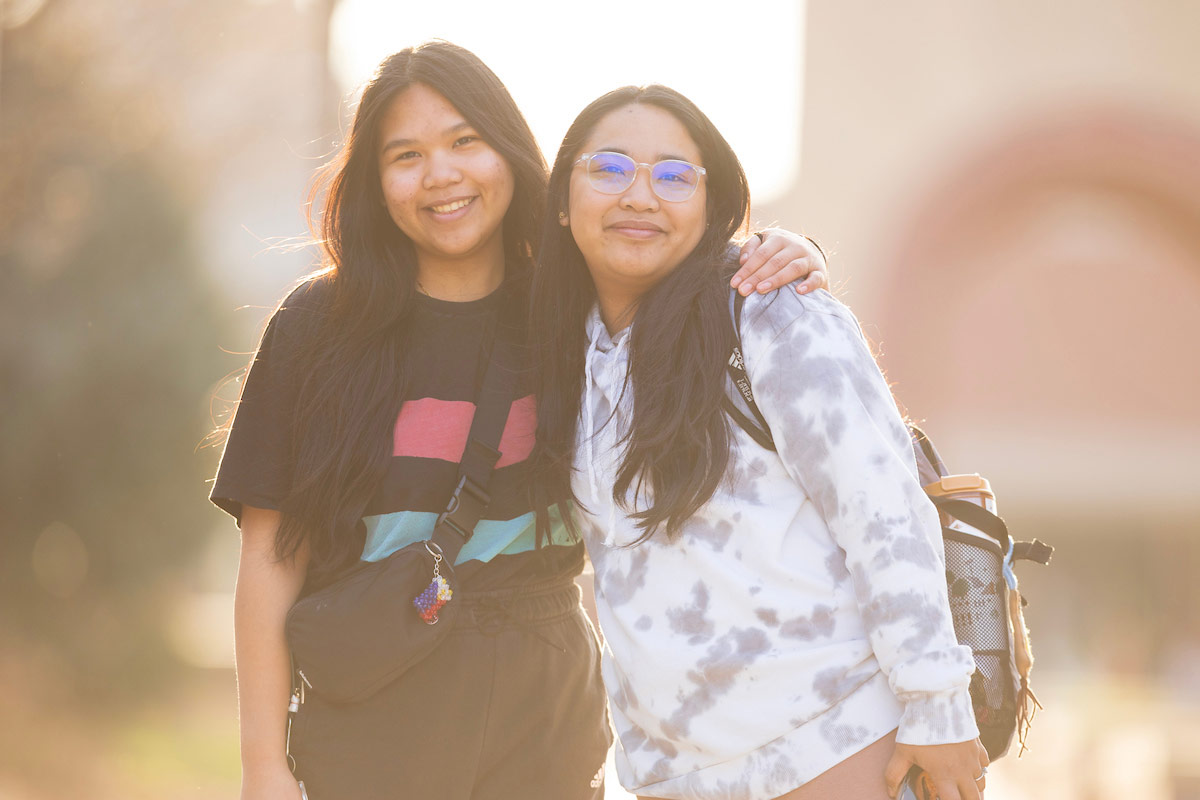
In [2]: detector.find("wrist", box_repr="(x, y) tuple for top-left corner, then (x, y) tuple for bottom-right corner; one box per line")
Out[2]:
(896, 686), (979, 746)
(240, 749), (292, 779)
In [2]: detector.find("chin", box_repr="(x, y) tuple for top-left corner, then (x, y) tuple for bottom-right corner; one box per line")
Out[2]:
(610, 247), (667, 270)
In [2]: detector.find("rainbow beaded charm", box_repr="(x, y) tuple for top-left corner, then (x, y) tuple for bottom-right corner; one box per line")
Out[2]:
(413, 545), (453, 624)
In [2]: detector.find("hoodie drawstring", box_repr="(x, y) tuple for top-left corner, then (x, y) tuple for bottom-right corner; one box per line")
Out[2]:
(583, 315), (633, 546)
(583, 328), (603, 507)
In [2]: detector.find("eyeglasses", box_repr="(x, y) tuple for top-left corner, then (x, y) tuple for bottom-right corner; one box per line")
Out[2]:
(574, 151), (706, 202)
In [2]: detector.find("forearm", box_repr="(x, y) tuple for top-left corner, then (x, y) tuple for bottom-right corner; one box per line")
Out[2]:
(234, 507), (308, 776)
(234, 577), (295, 773)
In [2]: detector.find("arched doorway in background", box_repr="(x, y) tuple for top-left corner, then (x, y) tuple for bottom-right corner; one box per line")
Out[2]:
(876, 107), (1200, 681)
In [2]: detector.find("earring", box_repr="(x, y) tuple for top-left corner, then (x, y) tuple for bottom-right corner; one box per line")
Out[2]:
(558, 211), (566, 220)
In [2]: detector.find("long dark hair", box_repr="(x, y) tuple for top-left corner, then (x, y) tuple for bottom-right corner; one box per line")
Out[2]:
(529, 85), (750, 544)
(276, 41), (547, 580)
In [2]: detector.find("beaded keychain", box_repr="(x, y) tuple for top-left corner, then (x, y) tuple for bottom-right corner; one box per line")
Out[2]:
(413, 542), (453, 624)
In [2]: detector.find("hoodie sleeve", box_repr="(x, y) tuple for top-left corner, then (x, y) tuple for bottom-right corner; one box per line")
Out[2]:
(741, 290), (980, 746)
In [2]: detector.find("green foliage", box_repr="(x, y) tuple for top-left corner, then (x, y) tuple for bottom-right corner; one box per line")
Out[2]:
(0, 5), (227, 703)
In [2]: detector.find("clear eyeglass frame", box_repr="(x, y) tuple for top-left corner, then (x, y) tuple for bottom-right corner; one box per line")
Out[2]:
(574, 151), (707, 202)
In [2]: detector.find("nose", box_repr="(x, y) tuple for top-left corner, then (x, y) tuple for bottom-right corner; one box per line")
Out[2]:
(619, 165), (660, 212)
(423, 149), (463, 190)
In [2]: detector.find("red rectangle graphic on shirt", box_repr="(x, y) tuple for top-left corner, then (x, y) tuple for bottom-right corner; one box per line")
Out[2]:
(391, 395), (536, 467)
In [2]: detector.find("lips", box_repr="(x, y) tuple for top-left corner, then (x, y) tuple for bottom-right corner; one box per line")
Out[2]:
(427, 196), (476, 214)
(608, 219), (665, 234)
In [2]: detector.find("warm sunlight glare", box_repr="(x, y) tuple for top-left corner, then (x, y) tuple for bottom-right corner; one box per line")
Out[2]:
(330, 0), (805, 203)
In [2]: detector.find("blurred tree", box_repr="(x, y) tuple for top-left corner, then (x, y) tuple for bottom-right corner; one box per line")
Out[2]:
(0, 0), (227, 703)
(0, 0), (342, 794)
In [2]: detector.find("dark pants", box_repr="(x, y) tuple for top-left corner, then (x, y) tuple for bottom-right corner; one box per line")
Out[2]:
(289, 578), (612, 800)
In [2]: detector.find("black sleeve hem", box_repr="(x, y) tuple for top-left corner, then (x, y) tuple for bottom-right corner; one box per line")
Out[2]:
(210, 490), (284, 528)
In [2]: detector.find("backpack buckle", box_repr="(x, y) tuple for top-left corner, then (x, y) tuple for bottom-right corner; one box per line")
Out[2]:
(1013, 539), (1054, 565)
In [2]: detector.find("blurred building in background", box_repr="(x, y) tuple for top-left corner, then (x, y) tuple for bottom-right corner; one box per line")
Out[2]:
(762, 4), (1200, 798)
(2, 1), (1198, 798)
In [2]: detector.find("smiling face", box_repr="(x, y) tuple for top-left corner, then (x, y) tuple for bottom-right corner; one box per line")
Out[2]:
(564, 103), (708, 319)
(377, 83), (515, 278)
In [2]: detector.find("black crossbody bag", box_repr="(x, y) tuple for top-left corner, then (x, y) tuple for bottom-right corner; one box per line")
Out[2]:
(284, 339), (518, 706)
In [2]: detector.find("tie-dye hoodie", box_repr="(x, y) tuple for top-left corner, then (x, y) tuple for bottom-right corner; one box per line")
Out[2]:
(574, 288), (979, 799)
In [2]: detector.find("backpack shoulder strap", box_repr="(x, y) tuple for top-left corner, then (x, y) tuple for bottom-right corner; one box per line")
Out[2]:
(725, 291), (777, 452)
(909, 423), (949, 487)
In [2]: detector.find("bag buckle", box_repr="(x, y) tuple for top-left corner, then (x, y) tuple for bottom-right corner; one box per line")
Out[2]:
(435, 475), (491, 541)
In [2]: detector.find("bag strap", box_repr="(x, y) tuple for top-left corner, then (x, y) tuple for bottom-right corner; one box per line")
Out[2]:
(930, 496), (1013, 553)
(909, 424), (948, 478)
(724, 290), (777, 452)
(428, 338), (519, 564)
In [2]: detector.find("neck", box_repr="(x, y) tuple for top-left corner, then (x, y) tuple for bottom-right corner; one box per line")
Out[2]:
(596, 290), (639, 335)
(416, 244), (506, 302)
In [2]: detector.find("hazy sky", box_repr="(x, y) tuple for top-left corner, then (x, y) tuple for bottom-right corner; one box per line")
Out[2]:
(329, 0), (806, 203)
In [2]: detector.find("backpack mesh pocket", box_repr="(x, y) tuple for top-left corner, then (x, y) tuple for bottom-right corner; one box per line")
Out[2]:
(943, 529), (1018, 758)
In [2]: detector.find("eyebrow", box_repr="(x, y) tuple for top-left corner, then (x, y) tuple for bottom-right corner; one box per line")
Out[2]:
(595, 147), (696, 163)
(381, 121), (475, 154)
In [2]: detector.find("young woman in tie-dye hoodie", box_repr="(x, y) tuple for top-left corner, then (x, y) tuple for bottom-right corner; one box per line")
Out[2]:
(530, 85), (990, 800)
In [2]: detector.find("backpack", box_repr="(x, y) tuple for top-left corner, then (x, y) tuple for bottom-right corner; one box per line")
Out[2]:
(724, 291), (1053, 760)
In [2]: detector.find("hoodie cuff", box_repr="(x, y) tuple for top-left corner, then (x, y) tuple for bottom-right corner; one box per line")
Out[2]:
(895, 686), (980, 746)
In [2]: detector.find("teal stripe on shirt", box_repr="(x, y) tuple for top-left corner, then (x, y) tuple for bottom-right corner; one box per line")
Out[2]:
(361, 506), (572, 565)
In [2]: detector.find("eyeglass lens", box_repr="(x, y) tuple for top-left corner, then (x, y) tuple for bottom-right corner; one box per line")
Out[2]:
(585, 152), (701, 201)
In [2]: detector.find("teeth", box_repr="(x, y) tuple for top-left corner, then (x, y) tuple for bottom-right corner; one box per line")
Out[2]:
(430, 197), (474, 214)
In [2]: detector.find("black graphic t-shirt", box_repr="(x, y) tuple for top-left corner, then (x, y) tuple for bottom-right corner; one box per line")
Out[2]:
(211, 275), (581, 590)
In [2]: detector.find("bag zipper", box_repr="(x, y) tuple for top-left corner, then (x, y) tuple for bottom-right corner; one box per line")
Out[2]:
(286, 658), (310, 771)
